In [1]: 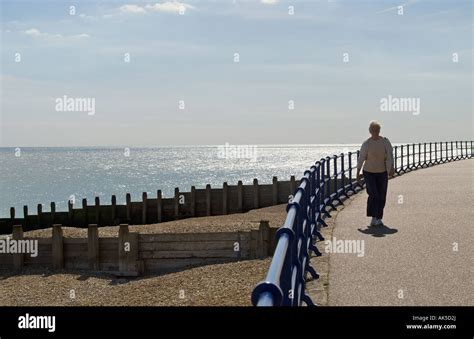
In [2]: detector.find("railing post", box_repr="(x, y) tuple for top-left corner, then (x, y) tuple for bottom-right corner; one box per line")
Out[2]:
(418, 143), (421, 167)
(440, 142), (443, 162)
(315, 164), (321, 222)
(309, 169), (316, 227)
(340, 153), (347, 198)
(326, 156), (331, 198)
(315, 161), (329, 224)
(394, 146), (398, 173)
(400, 145), (404, 172)
(437, 142), (441, 163)
(429, 142), (432, 165)
(406, 144), (410, 170)
(347, 152), (354, 193)
(333, 156), (338, 197)
(434, 142), (438, 163)
(423, 143), (427, 167)
(450, 141), (454, 161)
(320, 159), (329, 218)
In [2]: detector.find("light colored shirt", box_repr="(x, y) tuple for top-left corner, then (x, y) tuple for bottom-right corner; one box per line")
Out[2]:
(357, 137), (394, 173)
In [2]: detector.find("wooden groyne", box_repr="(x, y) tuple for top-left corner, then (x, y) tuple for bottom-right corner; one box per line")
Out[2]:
(0, 176), (304, 234)
(0, 221), (277, 275)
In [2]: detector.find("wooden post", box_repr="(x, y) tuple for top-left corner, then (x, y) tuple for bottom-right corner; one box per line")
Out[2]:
(142, 192), (148, 224)
(50, 202), (56, 226)
(23, 205), (28, 229)
(126, 193), (131, 222)
(95, 197), (100, 226)
(118, 224), (139, 276)
(206, 184), (212, 216)
(52, 224), (64, 270)
(190, 186), (196, 217)
(250, 229), (258, 259)
(290, 175), (296, 195)
(272, 176), (278, 205)
(223, 182), (228, 215)
(259, 220), (270, 258)
(111, 195), (117, 224)
(253, 178), (259, 209)
(68, 200), (74, 227)
(157, 190), (162, 223)
(118, 224), (129, 273)
(82, 198), (88, 227)
(237, 181), (243, 212)
(236, 231), (242, 260)
(37, 204), (43, 228)
(174, 188), (180, 219)
(118, 223), (139, 275)
(12, 225), (24, 271)
(88, 224), (99, 270)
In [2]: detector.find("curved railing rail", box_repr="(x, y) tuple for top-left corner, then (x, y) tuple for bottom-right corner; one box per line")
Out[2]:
(251, 140), (473, 306)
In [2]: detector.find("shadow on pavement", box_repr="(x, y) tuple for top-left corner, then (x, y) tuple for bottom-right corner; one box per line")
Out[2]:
(357, 224), (398, 238)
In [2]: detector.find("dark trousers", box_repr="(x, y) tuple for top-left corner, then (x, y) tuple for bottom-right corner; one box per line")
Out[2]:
(363, 170), (388, 219)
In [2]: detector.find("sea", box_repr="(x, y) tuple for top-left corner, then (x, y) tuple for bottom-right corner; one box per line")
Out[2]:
(0, 145), (360, 217)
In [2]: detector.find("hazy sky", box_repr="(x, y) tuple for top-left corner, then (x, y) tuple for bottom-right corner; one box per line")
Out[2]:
(1, 0), (472, 146)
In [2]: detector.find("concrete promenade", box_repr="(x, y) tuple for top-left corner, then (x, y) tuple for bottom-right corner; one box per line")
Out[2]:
(325, 159), (473, 306)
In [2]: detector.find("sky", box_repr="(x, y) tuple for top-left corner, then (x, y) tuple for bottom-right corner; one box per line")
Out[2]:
(0, 0), (472, 146)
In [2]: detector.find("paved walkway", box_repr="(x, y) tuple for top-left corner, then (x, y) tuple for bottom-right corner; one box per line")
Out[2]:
(326, 159), (473, 306)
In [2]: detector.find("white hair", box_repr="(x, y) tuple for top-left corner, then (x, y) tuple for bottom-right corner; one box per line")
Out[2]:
(369, 120), (381, 131)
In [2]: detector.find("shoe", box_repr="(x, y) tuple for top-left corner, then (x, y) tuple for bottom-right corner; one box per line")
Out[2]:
(370, 217), (377, 226)
(375, 219), (384, 226)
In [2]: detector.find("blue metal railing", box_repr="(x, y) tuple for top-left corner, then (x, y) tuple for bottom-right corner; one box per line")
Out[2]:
(251, 140), (473, 306)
